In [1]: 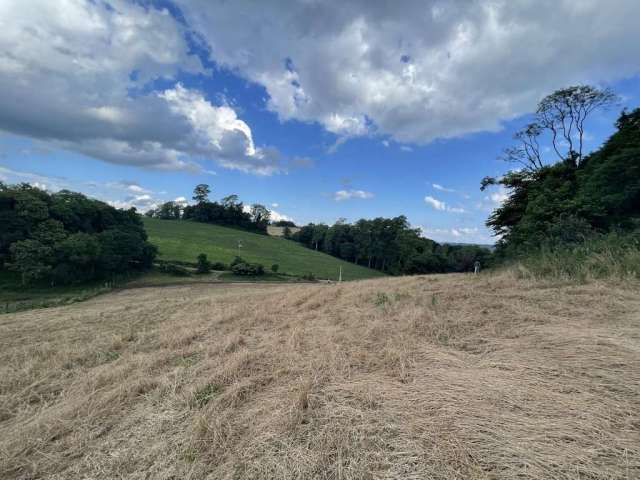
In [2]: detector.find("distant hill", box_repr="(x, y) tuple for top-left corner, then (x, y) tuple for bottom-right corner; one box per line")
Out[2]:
(144, 218), (384, 281)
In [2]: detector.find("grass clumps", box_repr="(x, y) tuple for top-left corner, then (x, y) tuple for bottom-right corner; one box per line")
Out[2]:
(193, 383), (222, 408)
(511, 232), (640, 282)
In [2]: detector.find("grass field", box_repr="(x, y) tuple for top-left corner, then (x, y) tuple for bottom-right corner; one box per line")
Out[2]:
(1, 272), (638, 478)
(144, 218), (383, 281)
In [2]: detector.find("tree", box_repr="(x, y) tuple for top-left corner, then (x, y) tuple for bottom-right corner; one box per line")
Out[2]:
(192, 184), (211, 204)
(250, 204), (270, 232)
(196, 253), (211, 274)
(537, 85), (617, 166)
(271, 263), (279, 273)
(273, 220), (296, 227)
(283, 226), (292, 239)
(157, 201), (181, 220)
(502, 85), (618, 172)
(9, 239), (53, 285)
(221, 194), (239, 208)
(54, 232), (101, 283)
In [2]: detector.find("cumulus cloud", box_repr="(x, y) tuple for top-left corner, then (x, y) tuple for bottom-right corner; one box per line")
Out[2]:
(161, 84), (283, 175)
(425, 195), (466, 213)
(269, 209), (295, 223)
(177, 0), (640, 145)
(334, 189), (374, 202)
(424, 195), (447, 211)
(0, 0), (286, 174)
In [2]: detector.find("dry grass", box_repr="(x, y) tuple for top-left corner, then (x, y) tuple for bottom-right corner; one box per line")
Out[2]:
(1, 272), (639, 479)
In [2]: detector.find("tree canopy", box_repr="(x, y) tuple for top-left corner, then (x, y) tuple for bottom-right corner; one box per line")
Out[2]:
(484, 105), (640, 257)
(291, 216), (491, 275)
(0, 184), (156, 285)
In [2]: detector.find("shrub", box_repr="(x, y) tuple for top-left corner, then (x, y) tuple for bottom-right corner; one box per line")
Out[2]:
(231, 262), (265, 276)
(211, 261), (228, 271)
(301, 272), (316, 281)
(271, 263), (279, 273)
(231, 256), (245, 267)
(196, 253), (211, 274)
(158, 262), (191, 277)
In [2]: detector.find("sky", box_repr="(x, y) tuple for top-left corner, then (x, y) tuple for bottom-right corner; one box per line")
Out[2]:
(1, 0), (639, 244)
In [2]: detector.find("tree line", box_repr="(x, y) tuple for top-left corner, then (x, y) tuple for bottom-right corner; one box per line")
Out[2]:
(482, 85), (639, 260)
(0, 183), (157, 285)
(290, 216), (491, 275)
(145, 184), (272, 234)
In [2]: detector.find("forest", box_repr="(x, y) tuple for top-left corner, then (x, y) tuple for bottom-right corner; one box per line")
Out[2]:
(290, 217), (491, 275)
(0, 185), (157, 285)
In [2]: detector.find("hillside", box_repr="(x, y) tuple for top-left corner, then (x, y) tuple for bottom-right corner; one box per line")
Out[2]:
(143, 218), (383, 281)
(1, 273), (638, 479)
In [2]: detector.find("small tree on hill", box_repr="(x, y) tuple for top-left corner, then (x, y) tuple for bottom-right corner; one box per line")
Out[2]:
(196, 253), (211, 274)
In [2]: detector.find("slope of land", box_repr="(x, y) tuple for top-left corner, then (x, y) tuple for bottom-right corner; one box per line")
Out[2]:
(1, 273), (639, 479)
(144, 218), (383, 281)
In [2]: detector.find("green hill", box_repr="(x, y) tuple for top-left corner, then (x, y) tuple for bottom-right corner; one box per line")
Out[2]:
(143, 218), (384, 281)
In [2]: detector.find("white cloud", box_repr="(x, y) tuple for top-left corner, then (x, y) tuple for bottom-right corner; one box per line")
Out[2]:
(490, 190), (509, 205)
(334, 189), (374, 201)
(106, 180), (153, 195)
(177, 0), (640, 145)
(425, 194), (466, 213)
(477, 186), (509, 212)
(161, 84), (283, 175)
(448, 206), (466, 214)
(0, 0), (286, 175)
(269, 209), (295, 223)
(271, 203), (279, 208)
(424, 195), (446, 211)
(0, 166), (67, 191)
(432, 183), (455, 193)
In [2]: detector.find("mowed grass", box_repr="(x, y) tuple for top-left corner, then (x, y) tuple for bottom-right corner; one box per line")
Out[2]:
(144, 218), (384, 281)
(1, 273), (639, 478)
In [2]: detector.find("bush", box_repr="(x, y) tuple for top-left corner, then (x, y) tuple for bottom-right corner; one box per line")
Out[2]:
(211, 261), (228, 271)
(271, 263), (279, 273)
(196, 253), (211, 274)
(158, 262), (191, 277)
(230, 256), (245, 267)
(301, 272), (316, 281)
(231, 262), (265, 276)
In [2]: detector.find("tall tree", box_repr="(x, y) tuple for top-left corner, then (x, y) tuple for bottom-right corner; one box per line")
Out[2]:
(192, 184), (211, 204)
(502, 85), (617, 171)
(250, 204), (270, 232)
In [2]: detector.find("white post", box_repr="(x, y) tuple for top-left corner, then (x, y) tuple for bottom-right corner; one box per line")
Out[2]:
(339, 266), (342, 283)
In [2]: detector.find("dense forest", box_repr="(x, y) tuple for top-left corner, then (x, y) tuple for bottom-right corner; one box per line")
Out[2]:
(290, 217), (491, 275)
(0, 184), (156, 285)
(483, 86), (639, 264)
(145, 184), (271, 234)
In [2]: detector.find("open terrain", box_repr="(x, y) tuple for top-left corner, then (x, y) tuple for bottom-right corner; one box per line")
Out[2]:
(144, 218), (383, 281)
(1, 272), (639, 479)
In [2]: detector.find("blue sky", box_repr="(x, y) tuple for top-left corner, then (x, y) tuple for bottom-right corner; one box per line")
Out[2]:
(1, 1), (640, 244)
